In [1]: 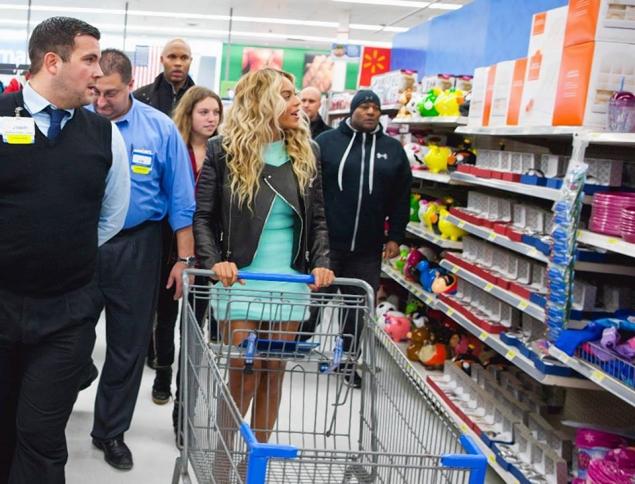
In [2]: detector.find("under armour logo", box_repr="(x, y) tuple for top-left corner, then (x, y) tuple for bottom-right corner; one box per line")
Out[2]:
(377, 153), (388, 159)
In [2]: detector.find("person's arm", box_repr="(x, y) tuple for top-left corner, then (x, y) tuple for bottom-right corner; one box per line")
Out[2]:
(385, 146), (412, 259)
(98, 123), (130, 246)
(162, 124), (196, 299)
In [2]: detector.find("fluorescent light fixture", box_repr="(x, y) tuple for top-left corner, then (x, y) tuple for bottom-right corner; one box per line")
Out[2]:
(0, 4), (407, 32)
(331, 0), (463, 9)
(0, 17), (392, 48)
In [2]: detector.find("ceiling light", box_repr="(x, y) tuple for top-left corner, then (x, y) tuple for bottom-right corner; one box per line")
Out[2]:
(331, 0), (463, 9)
(0, 3), (408, 32)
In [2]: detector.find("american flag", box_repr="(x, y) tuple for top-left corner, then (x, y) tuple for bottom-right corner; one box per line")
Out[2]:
(131, 45), (162, 89)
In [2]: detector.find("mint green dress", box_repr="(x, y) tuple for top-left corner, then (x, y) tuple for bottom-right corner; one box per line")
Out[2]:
(211, 141), (311, 322)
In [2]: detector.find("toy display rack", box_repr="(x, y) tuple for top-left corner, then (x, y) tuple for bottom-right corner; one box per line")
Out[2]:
(380, 262), (595, 390)
(406, 221), (463, 250)
(390, 115), (468, 127)
(446, 128), (635, 406)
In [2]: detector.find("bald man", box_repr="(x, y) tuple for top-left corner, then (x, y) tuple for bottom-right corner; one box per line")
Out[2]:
(301, 86), (331, 138)
(133, 38), (195, 116)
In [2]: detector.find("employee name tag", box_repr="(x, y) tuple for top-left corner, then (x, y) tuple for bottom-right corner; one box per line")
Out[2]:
(0, 117), (35, 144)
(131, 149), (153, 175)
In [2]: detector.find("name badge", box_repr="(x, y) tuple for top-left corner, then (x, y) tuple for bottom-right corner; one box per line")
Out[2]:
(131, 149), (153, 175)
(0, 117), (35, 144)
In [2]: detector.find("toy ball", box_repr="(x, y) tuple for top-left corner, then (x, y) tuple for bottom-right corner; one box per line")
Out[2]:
(384, 314), (412, 342)
(424, 146), (452, 174)
(418, 88), (440, 117)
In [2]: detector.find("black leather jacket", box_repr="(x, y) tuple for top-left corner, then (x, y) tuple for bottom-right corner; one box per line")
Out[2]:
(194, 136), (330, 273)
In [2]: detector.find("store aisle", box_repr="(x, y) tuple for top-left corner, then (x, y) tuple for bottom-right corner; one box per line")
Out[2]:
(66, 315), (179, 483)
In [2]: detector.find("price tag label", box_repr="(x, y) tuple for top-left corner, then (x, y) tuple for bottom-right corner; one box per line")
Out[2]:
(451, 265), (459, 274)
(425, 297), (433, 305)
(484, 283), (494, 292)
(529, 248), (539, 258)
(487, 233), (496, 241)
(591, 370), (605, 383)
(479, 331), (489, 341)
(517, 301), (529, 310)
(505, 349), (517, 360)
(447, 308), (456, 317)
(460, 423), (469, 433)
(488, 454), (496, 464)
(561, 354), (570, 364)
(607, 237), (619, 245)
(458, 221), (466, 228)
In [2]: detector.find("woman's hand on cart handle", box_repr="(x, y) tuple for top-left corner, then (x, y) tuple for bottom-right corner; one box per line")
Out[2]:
(211, 262), (245, 287)
(309, 267), (335, 291)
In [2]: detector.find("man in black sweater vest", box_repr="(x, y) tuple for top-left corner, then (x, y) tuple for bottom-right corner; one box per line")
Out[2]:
(0, 17), (130, 483)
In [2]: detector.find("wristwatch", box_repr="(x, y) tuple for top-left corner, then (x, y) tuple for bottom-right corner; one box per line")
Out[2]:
(177, 256), (197, 268)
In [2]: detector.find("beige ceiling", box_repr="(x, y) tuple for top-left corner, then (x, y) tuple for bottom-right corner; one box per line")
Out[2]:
(1, 0), (473, 48)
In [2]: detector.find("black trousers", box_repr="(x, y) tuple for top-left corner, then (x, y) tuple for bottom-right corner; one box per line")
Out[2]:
(91, 222), (162, 441)
(302, 249), (382, 355)
(0, 282), (101, 484)
(152, 220), (211, 370)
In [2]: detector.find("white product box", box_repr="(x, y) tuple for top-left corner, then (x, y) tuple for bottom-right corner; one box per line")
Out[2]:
(490, 59), (528, 127)
(468, 66), (490, 127)
(564, 0), (635, 47)
(553, 41), (635, 128)
(586, 157), (624, 186)
(520, 7), (568, 127)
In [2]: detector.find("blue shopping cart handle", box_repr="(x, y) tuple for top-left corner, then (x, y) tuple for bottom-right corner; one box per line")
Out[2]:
(237, 271), (315, 284)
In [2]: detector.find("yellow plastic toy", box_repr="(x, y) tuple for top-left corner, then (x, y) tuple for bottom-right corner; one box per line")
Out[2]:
(424, 145), (452, 174)
(434, 89), (465, 117)
(420, 200), (440, 232)
(438, 208), (467, 241)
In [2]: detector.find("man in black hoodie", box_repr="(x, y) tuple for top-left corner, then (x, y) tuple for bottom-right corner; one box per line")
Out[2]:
(315, 89), (411, 386)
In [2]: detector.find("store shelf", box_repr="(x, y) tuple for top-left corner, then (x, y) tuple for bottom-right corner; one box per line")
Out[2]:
(412, 170), (454, 184)
(391, 116), (468, 127)
(435, 300), (594, 389)
(328, 103), (401, 118)
(327, 108), (349, 117)
(548, 345), (634, 407)
(406, 222), (463, 250)
(381, 263), (436, 307)
(444, 213), (549, 263)
(585, 132), (635, 147)
(577, 230), (635, 259)
(439, 259), (545, 320)
(373, 326), (519, 484)
(455, 125), (582, 138)
(450, 172), (563, 201)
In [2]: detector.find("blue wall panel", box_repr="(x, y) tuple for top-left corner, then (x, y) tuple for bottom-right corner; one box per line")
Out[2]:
(391, 0), (568, 77)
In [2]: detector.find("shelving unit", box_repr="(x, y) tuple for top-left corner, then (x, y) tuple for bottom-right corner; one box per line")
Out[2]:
(382, 263), (436, 307)
(444, 213), (549, 263)
(450, 172), (568, 202)
(406, 222), (463, 250)
(577, 230), (635, 259)
(455, 125), (581, 138)
(390, 116), (468, 127)
(411, 169), (455, 184)
(439, 259), (545, 320)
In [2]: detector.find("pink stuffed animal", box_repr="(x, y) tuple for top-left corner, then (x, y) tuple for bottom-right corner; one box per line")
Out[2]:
(383, 314), (412, 342)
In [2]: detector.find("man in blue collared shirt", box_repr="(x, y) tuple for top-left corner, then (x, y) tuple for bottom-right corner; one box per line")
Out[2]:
(0, 17), (130, 484)
(88, 48), (195, 471)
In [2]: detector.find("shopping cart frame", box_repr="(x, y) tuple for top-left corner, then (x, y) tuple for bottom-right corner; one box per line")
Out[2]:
(172, 269), (487, 484)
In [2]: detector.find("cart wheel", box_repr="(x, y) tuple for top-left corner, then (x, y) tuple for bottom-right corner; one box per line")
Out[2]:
(171, 456), (192, 484)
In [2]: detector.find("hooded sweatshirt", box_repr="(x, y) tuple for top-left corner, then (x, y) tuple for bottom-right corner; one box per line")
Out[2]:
(316, 118), (411, 254)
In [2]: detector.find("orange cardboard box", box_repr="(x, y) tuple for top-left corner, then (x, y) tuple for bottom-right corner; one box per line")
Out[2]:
(467, 66), (490, 127)
(490, 59), (528, 127)
(564, 0), (635, 47)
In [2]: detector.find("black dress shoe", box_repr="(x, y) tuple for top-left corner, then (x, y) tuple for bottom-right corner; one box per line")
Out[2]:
(79, 363), (99, 391)
(152, 367), (172, 405)
(92, 436), (133, 470)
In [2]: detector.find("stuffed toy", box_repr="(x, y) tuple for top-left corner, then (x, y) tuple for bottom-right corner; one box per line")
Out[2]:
(424, 145), (452, 174)
(384, 313), (412, 342)
(418, 88), (441, 117)
(409, 193), (422, 222)
(438, 208), (467, 241)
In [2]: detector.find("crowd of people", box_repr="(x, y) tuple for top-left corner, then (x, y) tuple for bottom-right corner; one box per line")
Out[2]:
(0, 16), (411, 483)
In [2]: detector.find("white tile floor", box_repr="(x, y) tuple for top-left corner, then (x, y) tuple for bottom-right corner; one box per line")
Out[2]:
(66, 316), (180, 484)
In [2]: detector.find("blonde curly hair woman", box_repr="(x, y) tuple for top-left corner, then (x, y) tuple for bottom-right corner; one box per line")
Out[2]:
(194, 68), (334, 444)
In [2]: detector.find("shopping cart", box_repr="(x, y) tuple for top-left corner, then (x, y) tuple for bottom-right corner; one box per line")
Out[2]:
(172, 270), (487, 484)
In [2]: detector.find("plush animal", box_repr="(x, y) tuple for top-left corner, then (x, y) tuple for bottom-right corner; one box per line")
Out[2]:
(416, 260), (438, 293)
(424, 145), (452, 174)
(392, 245), (410, 273)
(418, 88), (441, 117)
(403, 142), (427, 169)
(406, 91), (423, 117)
(434, 88), (465, 117)
(411, 311), (429, 328)
(438, 207), (467, 241)
(448, 146), (477, 171)
(415, 260), (457, 295)
(418, 342), (447, 369)
(397, 87), (413, 118)
(431, 273), (458, 295)
(420, 200), (441, 232)
(376, 301), (397, 321)
(409, 193), (422, 222)
(384, 313), (412, 342)
(404, 247), (426, 282)
(406, 326), (431, 361)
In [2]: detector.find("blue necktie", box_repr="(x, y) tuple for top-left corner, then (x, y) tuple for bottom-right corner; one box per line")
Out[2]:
(44, 106), (68, 141)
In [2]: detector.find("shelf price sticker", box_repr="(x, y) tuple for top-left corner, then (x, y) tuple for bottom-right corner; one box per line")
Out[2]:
(484, 283), (494, 292)
(447, 308), (456, 317)
(607, 237), (619, 245)
(529, 248), (539, 258)
(460, 423), (469, 433)
(425, 297), (433, 305)
(451, 265), (459, 274)
(488, 454), (496, 465)
(517, 300), (529, 311)
(457, 220), (466, 229)
(505, 349), (517, 361)
(479, 331), (489, 341)
(487, 233), (496, 241)
(590, 370), (605, 384)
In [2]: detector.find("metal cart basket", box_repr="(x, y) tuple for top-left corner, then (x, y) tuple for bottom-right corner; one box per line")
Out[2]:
(172, 270), (487, 484)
